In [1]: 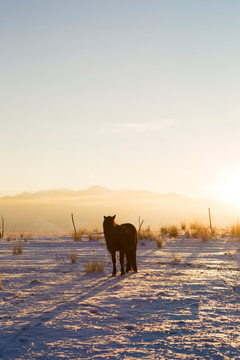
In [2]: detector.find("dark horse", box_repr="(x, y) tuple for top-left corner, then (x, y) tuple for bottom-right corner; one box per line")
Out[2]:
(103, 215), (138, 276)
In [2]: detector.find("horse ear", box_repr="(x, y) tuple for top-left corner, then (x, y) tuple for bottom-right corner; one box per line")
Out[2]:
(104, 216), (106, 219)
(113, 215), (116, 219)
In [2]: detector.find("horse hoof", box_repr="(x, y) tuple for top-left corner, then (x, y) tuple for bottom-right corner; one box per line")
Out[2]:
(121, 272), (125, 276)
(112, 273), (116, 277)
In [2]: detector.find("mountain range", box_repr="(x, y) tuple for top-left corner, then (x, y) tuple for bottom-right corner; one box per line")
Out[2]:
(0, 186), (239, 232)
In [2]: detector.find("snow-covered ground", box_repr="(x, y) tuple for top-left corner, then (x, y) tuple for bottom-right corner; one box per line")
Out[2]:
(1, 233), (240, 359)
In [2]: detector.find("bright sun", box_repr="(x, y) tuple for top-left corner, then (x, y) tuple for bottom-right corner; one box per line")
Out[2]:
(214, 172), (240, 206)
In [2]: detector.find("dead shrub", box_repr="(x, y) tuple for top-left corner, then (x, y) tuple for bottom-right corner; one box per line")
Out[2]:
(72, 228), (101, 241)
(181, 222), (187, 231)
(199, 227), (211, 242)
(12, 242), (23, 255)
(156, 236), (165, 248)
(167, 225), (179, 238)
(229, 222), (240, 239)
(69, 251), (78, 263)
(172, 253), (182, 263)
(89, 228), (103, 241)
(23, 234), (31, 242)
(85, 257), (105, 273)
(220, 229), (228, 238)
(140, 226), (155, 241)
(190, 221), (201, 234)
(160, 225), (179, 238)
(72, 230), (84, 241)
(160, 226), (168, 236)
(189, 222), (212, 241)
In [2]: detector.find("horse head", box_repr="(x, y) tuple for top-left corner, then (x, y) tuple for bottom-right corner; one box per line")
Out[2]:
(103, 215), (116, 229)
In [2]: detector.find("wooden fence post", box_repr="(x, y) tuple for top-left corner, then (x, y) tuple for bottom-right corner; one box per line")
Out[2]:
(208, 208), (213, 233)
(138, 216), (144, 237)
(71, 213), (77, 236)
(1, 215), (4, 238)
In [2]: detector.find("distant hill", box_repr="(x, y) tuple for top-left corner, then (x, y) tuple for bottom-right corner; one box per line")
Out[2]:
(0, 186), (239, 232)
(13, 186), (115, 199)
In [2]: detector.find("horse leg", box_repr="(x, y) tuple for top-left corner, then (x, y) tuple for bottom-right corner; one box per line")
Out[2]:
(111, 252), (117, 276)
(120, 251), (125, 275)
(131, 249), (138, 272)
(125, 251), (131, 272)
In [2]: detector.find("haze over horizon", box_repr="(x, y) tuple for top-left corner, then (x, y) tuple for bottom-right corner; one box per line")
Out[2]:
(1, 1), (240, 206)
(1, 184), (240, 232)
(1, 184), (239, 206)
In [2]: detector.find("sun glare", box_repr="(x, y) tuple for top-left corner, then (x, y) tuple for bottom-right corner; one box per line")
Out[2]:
(214, 172), (240, 206)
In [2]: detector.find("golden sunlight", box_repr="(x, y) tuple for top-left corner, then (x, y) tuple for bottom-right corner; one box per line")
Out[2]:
(214, 171), (240, 206)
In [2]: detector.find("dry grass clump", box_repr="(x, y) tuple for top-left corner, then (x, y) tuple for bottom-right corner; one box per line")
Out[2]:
(20, 233), (31, 242)
(172, 253), (182, 263)
(73, 228), (103, 241)
(199, 227), (212, 242)
(0, 277), (3, 290)
(229, 222), (240, 239)
(88, 228), (103, 241)
(160, 225), (179, 238)
(23, 234), (31, 242)
(87, 232), (95, 241)
(12, 242), (23, 255)
(69, 251), (78, 263)
(189, 222), (214, 242)
(167, 225), (179, 238)
(220, 229), (228, 238)
(72, 230), (85, 241)
(181, 222), (187, 232)
(156, 236), (165, 248)
(160, 226), (168, 236)
(139, 226), (155, 241)
(189, 221), (201, 236)
(85, 257), (105, 273)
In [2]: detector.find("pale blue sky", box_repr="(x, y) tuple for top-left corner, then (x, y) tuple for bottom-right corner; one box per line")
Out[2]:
(1, 0), (240, 202)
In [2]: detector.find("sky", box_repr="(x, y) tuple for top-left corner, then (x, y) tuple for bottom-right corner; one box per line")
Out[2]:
(1, 0), (240, 204)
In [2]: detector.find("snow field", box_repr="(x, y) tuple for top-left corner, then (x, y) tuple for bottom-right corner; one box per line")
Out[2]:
(0, 234), (240, 359)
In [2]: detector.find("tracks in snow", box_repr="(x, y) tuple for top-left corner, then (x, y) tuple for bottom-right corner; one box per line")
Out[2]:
(0, 273), (131, 357)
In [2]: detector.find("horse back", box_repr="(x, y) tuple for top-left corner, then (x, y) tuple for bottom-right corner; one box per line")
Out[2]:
(106, 223), (137, 251)
(120, 223), (137, 235)
(120, 223), (138, 246)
